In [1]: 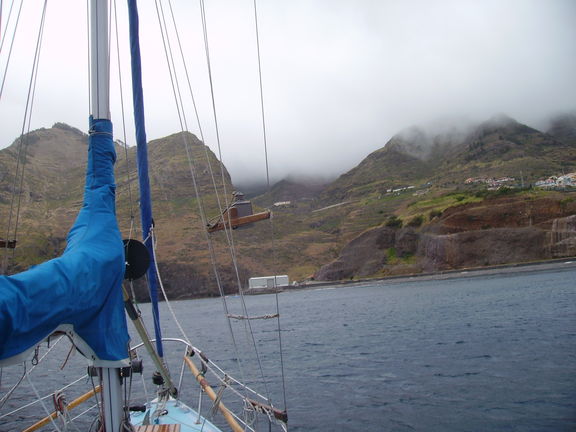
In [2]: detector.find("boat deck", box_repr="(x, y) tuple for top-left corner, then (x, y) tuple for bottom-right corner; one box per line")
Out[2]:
(130, 398), (223, 432)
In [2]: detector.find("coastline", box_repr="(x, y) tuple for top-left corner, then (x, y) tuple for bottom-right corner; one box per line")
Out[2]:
(247, 257), (576, 295)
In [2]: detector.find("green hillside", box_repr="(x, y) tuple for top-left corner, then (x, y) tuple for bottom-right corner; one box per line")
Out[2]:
(1, 113), (575, 296)
(321, 115), (576, 206)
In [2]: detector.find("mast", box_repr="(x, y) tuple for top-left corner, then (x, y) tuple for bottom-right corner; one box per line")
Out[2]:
(90, 0), (110, 120)
(90, 1), (123, 431)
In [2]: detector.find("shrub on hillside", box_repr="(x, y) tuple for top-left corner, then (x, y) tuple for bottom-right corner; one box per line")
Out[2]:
(408, 214), (424, 227)
(386, 215), (403, 228)
(429, 209), (442, 220)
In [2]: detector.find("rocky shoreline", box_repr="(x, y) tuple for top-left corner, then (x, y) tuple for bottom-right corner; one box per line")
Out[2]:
(248, 257), (576, 295)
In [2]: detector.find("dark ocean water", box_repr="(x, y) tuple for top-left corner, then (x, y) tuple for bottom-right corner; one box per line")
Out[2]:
(1, 265), (575, 431)
(274, 267), (576, 432)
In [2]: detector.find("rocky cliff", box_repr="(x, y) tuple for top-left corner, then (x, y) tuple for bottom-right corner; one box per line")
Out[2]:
(315, 193), (576, 280)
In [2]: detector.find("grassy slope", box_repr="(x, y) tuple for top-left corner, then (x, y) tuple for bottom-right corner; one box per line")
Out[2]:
(2, 116), (575, 294)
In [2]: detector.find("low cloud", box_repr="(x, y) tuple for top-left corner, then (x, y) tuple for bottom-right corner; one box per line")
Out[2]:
(1, 0), (574, 186)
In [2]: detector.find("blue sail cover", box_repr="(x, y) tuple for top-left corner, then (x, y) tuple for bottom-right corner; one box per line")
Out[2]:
(0, 118), (129, 366)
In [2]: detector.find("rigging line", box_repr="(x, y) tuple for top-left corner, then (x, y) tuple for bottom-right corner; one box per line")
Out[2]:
(153, 0), (185, 131)
(156, 0), (191, 133)
(196, 0), (239, 313)
(72, 410), (86, 432)
(197, 0), (272, 404)
(143, 262), (164, 363)
(227, 313), (279, 320)
(25, 373), (63, 432)
(179, 344), (275, 413)
(8, 380), (89, 429)
(166, 0), (205, 141)
(272, 277), (287, 409)
(0, 0), (15, 53)
(176, 355), (186, 399)
(0, 388), (53, 419)
(196, 1), (247, 261)
(252, 0), (271, 190)
(192, 0), (245, 265)
(69, 404), (97, 423)
(144, 116), (255, 413)
(0, 337), (65, 410)
(1, 0), (47, 273)
(148, 0), (197, 366)
(0, 363), (25, 410)
(89, 373), (103, 432)
(157, 2), (273, 418)
(150, 228), (191, 346)
(164, 0), (229, 253)
(157, 0), (223, 254)
(0, 0), (22, 100)
(176, 147), (255, 414)
(161, 0), (227, 282)
(10, 0), (48, 263)
(158, 0), (251, 400)
(164, 0), (227, 236)
(252, 0), (288, 411)
(197, 0), (275, 405)
(160, 6), (224, 264)
(206, 224), (253, 394)
(164, 0), (231, 242)
(169, 129), (236, 349)
(112, 0), (135, 223)
(196, 0), (242, 282)
(0, 368), (87, 426)
(197, 0), (229, 213)
(156, 0), (222, 255)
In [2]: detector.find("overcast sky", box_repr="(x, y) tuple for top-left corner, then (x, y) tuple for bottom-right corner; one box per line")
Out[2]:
(0, 0), (574, 185)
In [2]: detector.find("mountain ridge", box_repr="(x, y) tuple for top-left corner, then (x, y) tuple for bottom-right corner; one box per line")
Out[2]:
(319, 113), (575, 206)
(1, 112), (575, 296)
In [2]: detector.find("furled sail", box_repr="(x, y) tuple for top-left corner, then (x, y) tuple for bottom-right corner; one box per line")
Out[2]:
(0, 117), (129, 367)
(128, 0), (164, 357)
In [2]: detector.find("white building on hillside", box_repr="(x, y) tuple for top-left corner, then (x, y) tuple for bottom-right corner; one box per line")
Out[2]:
(249, 275), (289, 289)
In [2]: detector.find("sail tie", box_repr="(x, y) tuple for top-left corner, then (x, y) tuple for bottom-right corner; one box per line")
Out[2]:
(88, 126), (113, 137)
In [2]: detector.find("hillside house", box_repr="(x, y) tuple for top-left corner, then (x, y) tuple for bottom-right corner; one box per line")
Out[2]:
(465, 177), (515, 188)
(273, 201), (292, 207)
(248, 275), (289, 289)
(535, 173), (576, 189)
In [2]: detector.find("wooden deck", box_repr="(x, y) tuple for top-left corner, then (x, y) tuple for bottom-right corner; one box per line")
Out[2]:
(134, 425), (181, 432)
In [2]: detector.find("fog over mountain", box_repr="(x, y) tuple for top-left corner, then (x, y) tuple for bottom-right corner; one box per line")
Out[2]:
(0, 0), (574, 185)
